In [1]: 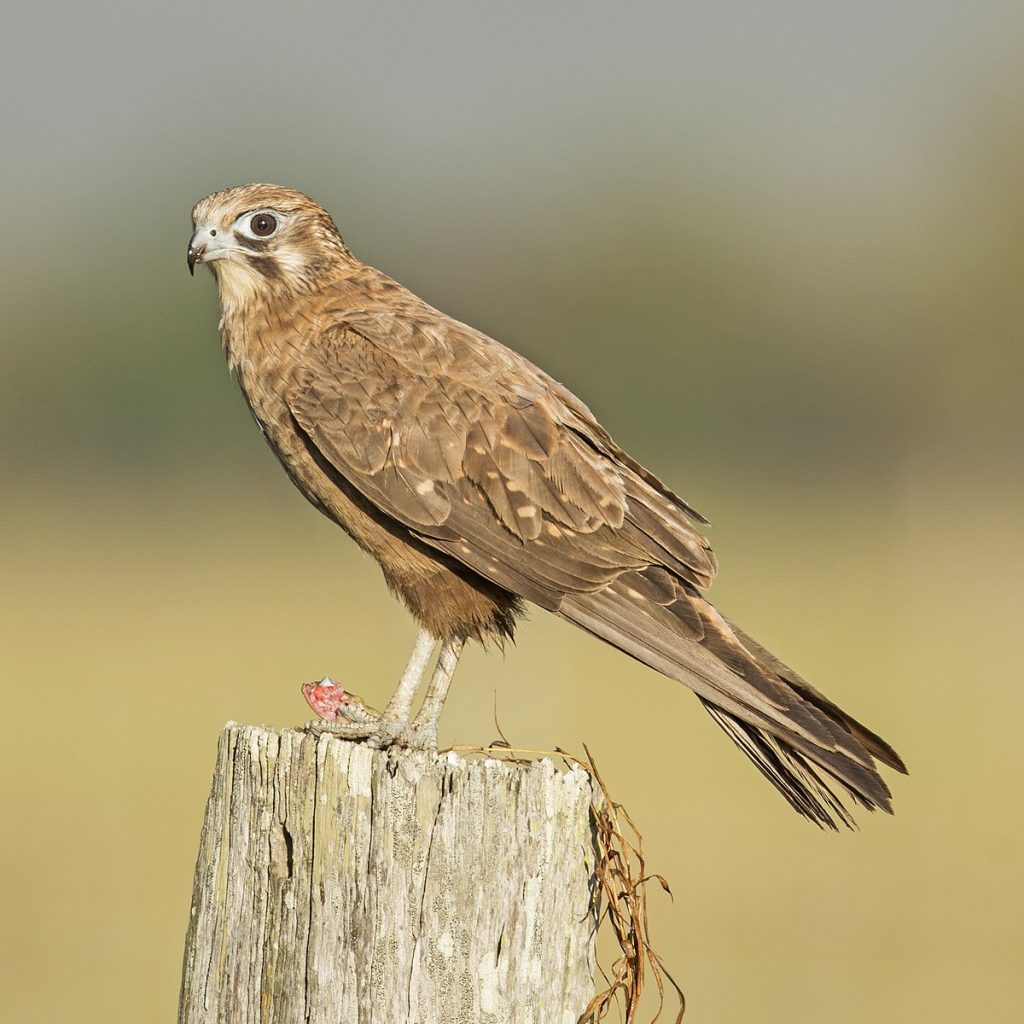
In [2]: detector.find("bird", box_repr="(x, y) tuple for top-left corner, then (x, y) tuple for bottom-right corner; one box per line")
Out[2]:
(187, 182), (906, 828)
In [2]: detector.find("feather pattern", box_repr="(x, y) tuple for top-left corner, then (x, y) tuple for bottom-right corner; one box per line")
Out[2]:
(191, 182), (906, 827)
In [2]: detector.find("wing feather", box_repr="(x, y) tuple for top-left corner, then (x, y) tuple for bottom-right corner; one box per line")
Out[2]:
(284, 312), (898, 825)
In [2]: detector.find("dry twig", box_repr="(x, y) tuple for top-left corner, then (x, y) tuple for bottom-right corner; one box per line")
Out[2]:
(443, 738), (684, 1023)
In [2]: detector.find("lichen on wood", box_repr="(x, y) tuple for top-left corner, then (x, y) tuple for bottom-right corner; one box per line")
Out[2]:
(178, 723), (599, 1024)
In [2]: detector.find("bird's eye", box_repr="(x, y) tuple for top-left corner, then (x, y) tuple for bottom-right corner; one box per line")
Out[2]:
(249, 213), (278, 237)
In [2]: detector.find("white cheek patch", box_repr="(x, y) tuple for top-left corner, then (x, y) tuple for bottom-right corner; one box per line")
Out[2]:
(272, 247), (308, 278)
(215, 260), (266, 311)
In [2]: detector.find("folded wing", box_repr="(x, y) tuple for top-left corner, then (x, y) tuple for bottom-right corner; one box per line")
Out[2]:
(287, 313), (904, 827)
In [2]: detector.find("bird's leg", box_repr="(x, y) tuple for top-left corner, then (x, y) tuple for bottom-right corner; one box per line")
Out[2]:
(377, 628), (439, 726)
(405, 638), (466, 747)
(303, 629), (437, 741)
(302, 630), (463, 750)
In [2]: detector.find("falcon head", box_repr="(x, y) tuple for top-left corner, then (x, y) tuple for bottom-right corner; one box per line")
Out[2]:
(188, 184), (352, 305)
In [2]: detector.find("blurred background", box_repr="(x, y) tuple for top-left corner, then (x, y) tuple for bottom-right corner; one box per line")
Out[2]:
(2, 1), (1022, 1020)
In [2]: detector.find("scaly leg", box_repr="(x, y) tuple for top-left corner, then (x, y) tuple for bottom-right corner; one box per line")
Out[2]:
(380, 628), (438, 723)
(303, 628), (438, 741)
(407, 638), (465, 746)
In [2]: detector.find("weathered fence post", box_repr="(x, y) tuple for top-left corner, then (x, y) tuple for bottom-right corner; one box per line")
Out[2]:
(177, 723), (600, 1023)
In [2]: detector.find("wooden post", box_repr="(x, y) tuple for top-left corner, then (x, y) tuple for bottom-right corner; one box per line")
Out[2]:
(178, 723), (600, 1024)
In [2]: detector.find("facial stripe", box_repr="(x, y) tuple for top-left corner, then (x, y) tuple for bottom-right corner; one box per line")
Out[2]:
(235, 234), (275, 252)
(246, 255), (284, 281)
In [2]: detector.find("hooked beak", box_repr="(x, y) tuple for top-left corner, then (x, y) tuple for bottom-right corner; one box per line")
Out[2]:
(187, 225), (225, 276)
(187, 239), (203, 276)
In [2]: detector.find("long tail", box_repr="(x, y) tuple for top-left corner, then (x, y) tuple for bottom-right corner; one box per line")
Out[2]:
(558, 569), (907, 829)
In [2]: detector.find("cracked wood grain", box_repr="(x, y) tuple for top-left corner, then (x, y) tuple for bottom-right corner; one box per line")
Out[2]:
(178, 724), (599, 1024)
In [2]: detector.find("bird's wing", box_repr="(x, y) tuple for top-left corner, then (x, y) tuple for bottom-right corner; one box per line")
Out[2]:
(287, 311), (717, 606)
(287, 311), (897, 827)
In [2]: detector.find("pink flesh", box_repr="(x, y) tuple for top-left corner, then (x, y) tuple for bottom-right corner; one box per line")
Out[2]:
(301, 680), (349, 721)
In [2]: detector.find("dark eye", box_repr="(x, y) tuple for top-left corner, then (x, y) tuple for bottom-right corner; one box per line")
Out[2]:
(250, 213), (277, 237)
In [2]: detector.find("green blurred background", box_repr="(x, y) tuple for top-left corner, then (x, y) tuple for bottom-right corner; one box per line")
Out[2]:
(2, 2), (1022, 1020)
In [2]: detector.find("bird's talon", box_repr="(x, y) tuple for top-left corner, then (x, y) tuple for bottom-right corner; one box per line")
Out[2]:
(360, 718), (439, 751)
(365, 716), (404, 749)
(301, 718), (375, 740)
(404, 727), (439, 752)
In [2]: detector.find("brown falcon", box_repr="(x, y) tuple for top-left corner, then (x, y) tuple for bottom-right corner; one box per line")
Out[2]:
(188, 183), (905, 828)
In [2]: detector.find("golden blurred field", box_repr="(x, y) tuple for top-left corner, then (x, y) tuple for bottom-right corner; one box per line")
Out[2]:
(3, 469), (1021, 1022)
(3, 2), (1023, 1021)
